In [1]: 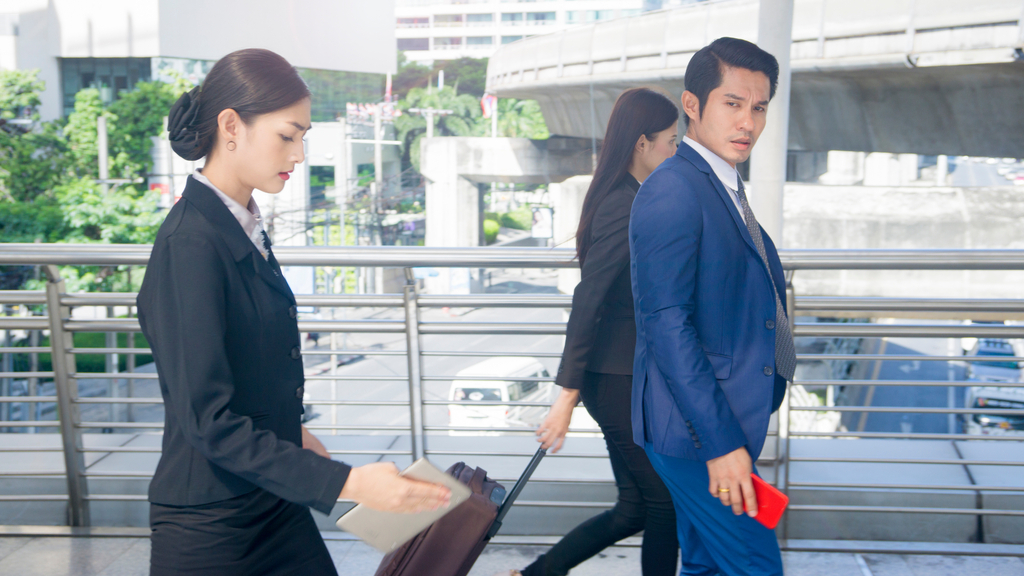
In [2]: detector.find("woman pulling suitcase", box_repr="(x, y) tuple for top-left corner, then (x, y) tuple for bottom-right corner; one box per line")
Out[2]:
(139, 48), (450, 576)
(498, 87), (683, 576)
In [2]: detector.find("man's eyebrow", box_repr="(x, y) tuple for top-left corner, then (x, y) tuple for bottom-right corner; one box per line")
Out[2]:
(289, 122), (311, 132)
(723, 93), (769, 106)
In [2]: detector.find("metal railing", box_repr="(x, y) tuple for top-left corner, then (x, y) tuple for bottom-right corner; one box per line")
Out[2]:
(0, 245), (1023, 551)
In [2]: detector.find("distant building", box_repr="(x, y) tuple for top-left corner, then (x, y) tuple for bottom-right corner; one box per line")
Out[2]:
(0, 0), (397, 121)
(394, 0), (649, 63)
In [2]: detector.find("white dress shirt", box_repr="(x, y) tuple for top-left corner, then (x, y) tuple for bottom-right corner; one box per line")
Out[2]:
(192, 169), (269, 259)
(682, 136), (746, 225)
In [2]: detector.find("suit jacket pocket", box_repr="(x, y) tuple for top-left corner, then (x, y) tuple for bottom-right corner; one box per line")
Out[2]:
(705, 352), (732, 380)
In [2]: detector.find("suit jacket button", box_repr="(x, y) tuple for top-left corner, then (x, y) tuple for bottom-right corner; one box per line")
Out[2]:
(296, 386), (304, 399)
(289, 305), (298, 319)
(694, 442), (702, 449)
(766, 320), (775, 330)
(290, 346), (301, 360)
(764, 366), (774, 376)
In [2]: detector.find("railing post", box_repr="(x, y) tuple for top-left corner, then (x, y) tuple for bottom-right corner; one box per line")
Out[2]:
(403, 268), (426, 461)
(779, 269), (795, 541)
(43, 265), (90, 526)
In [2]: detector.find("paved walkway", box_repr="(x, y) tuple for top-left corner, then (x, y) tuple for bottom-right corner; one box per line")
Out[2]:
(1, 536), (1023, 576)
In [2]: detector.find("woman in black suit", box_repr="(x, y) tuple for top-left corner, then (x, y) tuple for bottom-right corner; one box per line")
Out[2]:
(505, 88), (682, 576)
(138, 49), (449, 576)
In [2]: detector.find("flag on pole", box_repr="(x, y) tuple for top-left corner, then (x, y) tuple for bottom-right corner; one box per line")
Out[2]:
(480, 94), (498, 119)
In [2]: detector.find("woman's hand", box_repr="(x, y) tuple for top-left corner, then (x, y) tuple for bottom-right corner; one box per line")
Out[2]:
(340, 462), (452, 513)
(536, 387), (580, 453)
(301, 425), (330, 459)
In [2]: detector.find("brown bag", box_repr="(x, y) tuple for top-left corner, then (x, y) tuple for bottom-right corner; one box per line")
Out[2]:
(374, 447), (546, 576)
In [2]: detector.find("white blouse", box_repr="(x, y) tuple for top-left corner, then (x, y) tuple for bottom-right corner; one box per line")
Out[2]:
(192, 169), (269, 259)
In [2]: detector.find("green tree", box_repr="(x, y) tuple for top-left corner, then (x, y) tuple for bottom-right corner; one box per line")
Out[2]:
(57, 176), (163, 244)
(0, 69), (44, 120)
(63, 88), (108, 179)
(495, 98), (549, 139)
(392, 52), (433, 99)
(437, 57), (488, 98)
(392, 54), (488, 99)
(0, 119), (68, 203)
(0, 69), (69, 203)
(395, 86), (482, 170)
(107, 79), (186, 180)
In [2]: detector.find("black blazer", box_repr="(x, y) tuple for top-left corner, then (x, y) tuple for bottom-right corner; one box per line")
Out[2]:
(137, 176), (349, 515)
(556, 176), (640, 389)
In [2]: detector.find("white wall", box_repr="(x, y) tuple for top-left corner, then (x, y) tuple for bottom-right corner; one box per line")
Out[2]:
(11, 2), (61, 120)
(51, 0), (160, 58)
(157, 0), (396, 74)
(0, 0), (397, 121)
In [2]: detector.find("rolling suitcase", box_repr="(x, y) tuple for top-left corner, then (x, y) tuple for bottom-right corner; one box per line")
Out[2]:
(374, 446), (547, 576)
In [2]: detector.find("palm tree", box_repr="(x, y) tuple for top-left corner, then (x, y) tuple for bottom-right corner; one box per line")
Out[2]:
(395, 86), (481, 170)
(495, 98), (549, 139)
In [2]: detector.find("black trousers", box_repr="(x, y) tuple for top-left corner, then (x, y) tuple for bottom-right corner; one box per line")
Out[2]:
(150, 488), (337, 576)
(522, 371), (679, 576)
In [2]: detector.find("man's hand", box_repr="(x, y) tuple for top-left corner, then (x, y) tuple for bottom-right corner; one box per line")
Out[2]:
(536, 388), (580, 453)
(340, 462), (452, 514)
(301, 425), (330, 459)
(706, 446), (758, 517)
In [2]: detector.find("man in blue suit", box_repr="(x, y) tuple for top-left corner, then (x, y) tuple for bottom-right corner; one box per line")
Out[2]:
(629, 37), (794, 575)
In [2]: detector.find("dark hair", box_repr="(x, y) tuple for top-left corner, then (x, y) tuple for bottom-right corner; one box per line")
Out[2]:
(168, 48), (311, 161)
(575, 88), (678, 265)
(682, 37), (779, 126)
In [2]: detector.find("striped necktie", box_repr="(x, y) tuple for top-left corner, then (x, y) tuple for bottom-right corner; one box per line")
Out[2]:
(734, 179), (797, 381)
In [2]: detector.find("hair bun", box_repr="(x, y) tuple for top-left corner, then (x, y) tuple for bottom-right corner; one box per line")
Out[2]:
(168, 86), (204, 161)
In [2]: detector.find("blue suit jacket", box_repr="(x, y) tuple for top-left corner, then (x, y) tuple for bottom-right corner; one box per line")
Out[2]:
(629, 142), (788, 463)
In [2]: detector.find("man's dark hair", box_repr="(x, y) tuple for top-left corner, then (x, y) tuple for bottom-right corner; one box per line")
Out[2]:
(682, 37), (779, 125)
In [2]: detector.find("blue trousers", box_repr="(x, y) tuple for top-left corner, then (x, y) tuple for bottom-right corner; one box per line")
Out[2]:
(644, 444), (784, 576)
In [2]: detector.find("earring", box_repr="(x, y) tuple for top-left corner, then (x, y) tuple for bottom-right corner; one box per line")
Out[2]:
(227, 141), (237, 151)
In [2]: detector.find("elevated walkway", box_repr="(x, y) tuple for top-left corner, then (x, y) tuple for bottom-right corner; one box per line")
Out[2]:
(1, 533), (1023, 576)
(2, 434), (1022, 544)
(486, 0), (1024, 157)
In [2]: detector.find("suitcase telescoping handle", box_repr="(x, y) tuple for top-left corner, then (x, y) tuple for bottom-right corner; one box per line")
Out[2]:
(486, 446), (546, 539)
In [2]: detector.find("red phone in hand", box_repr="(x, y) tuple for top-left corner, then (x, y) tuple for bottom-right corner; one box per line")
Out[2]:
(745, 474), (789, 530)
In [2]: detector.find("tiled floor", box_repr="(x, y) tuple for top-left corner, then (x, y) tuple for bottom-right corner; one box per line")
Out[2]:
(1, 537), (1023, 576)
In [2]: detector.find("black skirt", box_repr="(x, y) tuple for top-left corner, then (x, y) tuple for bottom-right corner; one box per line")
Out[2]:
(150, 488), (338, 576)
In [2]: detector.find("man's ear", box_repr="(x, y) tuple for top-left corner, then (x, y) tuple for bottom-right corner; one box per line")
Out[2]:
(681, 91), (700, 125)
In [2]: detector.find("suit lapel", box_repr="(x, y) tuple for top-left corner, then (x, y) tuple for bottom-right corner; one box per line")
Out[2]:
(253, 250), (296, 303)
(676, 144), (759, 256)
(181, 176), (295, 303)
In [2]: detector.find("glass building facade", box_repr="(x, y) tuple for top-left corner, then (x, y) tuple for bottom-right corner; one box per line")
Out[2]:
(60, 58), (152, 117)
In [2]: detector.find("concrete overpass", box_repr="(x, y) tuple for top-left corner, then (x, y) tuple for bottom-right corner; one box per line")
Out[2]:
(485, 0), (1024, 158)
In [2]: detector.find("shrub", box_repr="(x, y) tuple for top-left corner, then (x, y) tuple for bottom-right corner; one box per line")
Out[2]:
(483, 219), (500, 244)
(499, 207), (533, 231)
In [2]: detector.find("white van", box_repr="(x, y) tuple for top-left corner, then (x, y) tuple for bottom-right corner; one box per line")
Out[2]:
(448, 356), (554, 432)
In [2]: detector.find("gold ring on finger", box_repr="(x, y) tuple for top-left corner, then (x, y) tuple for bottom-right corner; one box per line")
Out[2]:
(718, 488), (730, 493)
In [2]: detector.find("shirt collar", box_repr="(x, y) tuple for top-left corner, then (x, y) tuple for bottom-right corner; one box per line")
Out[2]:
(623, 173), (641, 195)
(682, 135), (739, 192)
(192, 169), (267, 257)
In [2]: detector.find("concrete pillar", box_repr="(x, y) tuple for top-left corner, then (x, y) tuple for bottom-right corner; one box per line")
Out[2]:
(936, 155), (949, 186)
(819, 151), (865, 185)
(898, 154), (919, 184)
(421, 138), (480, 294)
(864, 153), (895, 186)
(552, 175), (592, 295)
(748, 0), (795, 244)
